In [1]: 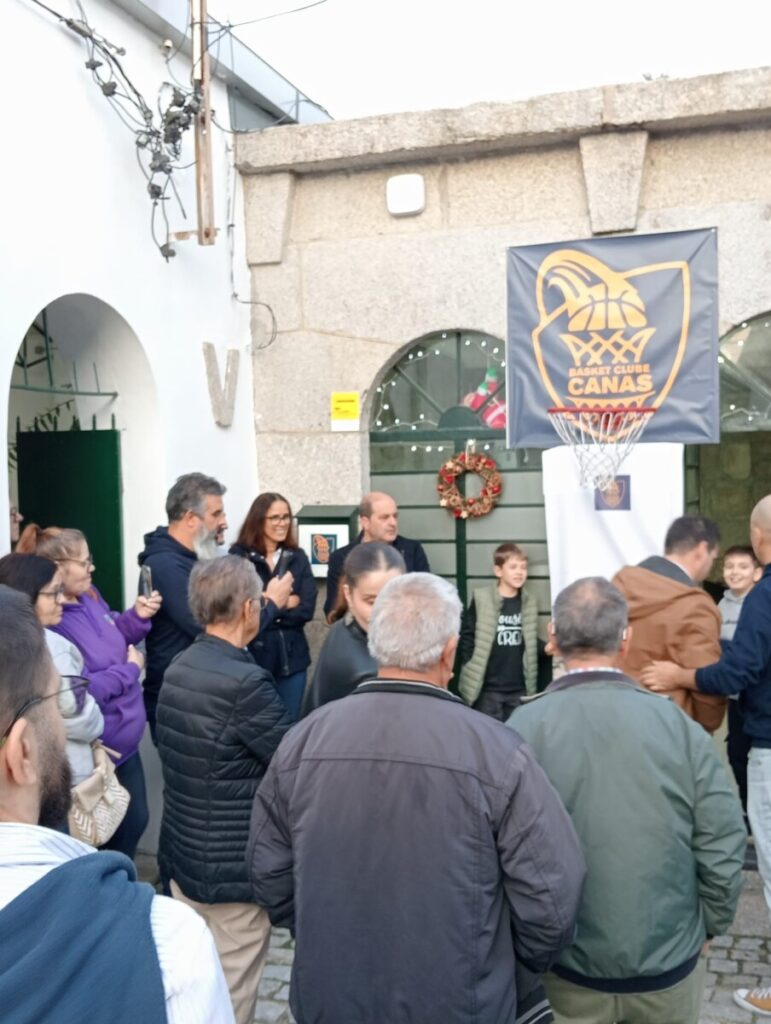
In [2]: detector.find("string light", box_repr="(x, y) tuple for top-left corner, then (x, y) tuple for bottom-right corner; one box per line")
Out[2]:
(371, 334), (505, 433)
(374, 417), (439, 435)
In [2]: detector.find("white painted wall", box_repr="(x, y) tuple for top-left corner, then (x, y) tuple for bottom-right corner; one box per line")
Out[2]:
(5, 0), (264, 855)
(2, 0), (258, 577)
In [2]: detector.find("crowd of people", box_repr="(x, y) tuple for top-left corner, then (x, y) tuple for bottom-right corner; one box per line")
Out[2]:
(0, 473), (770, 1024)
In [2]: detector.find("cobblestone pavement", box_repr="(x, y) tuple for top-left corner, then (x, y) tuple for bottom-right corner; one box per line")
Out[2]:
(254, 930), (294, 1024)
(700, 869), (771, 1024)
(252, 870), (771, 1024)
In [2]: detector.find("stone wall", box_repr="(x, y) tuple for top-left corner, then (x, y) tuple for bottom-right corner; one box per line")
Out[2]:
(237, 68), (771, 513)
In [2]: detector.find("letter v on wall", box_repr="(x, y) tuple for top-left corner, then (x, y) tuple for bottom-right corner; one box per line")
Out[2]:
(203, 342), (240, 427)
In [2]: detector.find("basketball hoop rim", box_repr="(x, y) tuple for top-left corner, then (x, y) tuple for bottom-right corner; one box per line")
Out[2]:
(547, 407), (656, 415)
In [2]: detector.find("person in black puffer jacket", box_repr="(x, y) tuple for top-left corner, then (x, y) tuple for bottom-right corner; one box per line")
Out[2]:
(230, 492), (316, 722)
(156, 555), (291, 1024)
(301, 542), (405, 716)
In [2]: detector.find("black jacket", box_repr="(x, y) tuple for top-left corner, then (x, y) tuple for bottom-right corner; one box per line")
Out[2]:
(248, 680), (586, 1024)
(229, 544), (317, 678)
(300, 616), (375, 716)
(137, 527), (199, 709)
(322, 533), (430, 618)
(157, 634), (292, 904)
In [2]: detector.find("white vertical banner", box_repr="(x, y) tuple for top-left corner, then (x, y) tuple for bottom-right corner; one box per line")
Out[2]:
(542, 443), (684, 600)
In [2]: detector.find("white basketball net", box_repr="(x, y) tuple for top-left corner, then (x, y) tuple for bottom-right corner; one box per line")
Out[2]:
(547, 407), (655, 491)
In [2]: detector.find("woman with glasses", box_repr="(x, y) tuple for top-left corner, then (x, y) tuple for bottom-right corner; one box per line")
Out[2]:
(17, 524), (162, 859)
(230, 493), (316, 721)
(0, 552), (103, 788)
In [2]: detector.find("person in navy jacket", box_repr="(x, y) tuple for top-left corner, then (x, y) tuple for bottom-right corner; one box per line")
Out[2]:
(323, 492), (430, 621)
(231, 493), (316, 721)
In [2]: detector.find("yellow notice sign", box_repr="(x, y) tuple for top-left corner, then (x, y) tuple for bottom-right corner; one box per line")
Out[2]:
(330, 391), (360, 432)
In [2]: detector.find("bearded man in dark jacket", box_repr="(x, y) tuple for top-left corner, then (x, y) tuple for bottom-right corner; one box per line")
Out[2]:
(157, 556), (292, 1024)
(138, 472), (228, 735)
(248, 572), (586, 1024)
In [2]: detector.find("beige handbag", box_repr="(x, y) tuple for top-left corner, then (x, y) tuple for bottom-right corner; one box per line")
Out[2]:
(68, 742), (131, 847)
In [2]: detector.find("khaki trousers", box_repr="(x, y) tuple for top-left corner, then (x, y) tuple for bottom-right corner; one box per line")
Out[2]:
(171, 880), (272, 1024)
(544, 957), (706, 1024)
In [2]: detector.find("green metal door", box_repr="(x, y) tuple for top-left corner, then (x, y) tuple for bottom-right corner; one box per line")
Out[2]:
(370, 330), (551, 634)
(17, 429), (124, 609)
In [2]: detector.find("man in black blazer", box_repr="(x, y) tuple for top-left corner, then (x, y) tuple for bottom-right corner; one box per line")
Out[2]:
(323, 492), (430, 620)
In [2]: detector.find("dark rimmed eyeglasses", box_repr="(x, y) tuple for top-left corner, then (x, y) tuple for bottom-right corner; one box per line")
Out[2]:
(0, 675), (89, 748)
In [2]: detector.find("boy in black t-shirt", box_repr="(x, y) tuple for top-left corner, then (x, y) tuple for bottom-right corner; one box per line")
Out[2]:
(459, 543), (538, 721)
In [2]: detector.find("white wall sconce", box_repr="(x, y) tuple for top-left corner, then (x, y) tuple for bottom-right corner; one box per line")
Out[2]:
(386, 173), (425, 217)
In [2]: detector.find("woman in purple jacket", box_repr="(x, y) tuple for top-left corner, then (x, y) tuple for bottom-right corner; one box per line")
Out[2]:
(18, 523), (162, 859)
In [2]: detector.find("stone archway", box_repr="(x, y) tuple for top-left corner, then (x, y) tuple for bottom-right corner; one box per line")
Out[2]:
(8, 292), (163, 606)
(693, 311), (771, 552)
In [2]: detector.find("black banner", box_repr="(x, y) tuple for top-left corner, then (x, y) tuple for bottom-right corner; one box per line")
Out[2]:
(506, 229), (719, 446)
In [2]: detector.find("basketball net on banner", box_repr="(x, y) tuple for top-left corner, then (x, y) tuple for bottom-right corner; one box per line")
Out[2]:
(547, 407), (656, 492)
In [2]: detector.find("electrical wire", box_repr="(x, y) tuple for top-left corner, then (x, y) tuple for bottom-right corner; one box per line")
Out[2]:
(222, 139), (278, 347)
(200, 0), (332, 77)
(27, 0), (65, 20)
(220, 0), (331, 30)
(25, 0), (325, 260)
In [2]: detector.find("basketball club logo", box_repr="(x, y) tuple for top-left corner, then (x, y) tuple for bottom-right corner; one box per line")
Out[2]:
(594, 475), (631, 510)
(531, 249), (691, 421)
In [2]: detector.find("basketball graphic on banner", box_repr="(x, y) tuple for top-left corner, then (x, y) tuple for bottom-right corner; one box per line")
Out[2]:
(506, 228), (720, 448)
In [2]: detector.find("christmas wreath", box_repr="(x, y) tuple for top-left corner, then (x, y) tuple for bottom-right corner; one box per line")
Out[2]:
(437, 452), (502, 519)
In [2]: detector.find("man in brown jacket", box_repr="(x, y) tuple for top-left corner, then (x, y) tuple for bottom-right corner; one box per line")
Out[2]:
(612, 516), (726, 733)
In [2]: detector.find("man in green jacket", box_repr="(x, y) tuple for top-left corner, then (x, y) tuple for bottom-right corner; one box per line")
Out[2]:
(511, 576), (745, 1024)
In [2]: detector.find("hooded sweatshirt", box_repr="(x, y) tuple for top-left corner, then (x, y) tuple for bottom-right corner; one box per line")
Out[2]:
(612, 558), (725, 733)
(138, 527), (200, 711)
(52, 589), (149, 764)
(0, 844), (166, 1024)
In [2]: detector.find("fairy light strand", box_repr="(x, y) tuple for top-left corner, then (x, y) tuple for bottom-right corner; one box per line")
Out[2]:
(372, 334), (506, 434)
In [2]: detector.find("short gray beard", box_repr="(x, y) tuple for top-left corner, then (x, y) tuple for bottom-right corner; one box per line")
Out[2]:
(193, 531), (220, 562)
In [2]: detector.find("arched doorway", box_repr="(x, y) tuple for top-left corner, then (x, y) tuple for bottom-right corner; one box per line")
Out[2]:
(686, 312), (771, 552)
(368, 329), (550, 630)
(8, 294), (162, 607)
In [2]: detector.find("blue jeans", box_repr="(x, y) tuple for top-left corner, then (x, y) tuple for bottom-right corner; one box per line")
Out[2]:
(748, 747), (771, 915)
(275, 671), (307, 722)
(101, 751), (149, 861)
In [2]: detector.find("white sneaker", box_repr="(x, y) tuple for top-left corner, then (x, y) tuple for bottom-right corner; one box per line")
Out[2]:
(734, 987), (771, 1015)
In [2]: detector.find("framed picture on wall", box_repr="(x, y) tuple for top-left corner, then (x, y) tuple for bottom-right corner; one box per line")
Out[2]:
(298, 523), (350, 578)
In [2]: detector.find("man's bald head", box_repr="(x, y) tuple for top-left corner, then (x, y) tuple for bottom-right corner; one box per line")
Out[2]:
(750, 495), (771, 566)
(359, 492), (398, 544)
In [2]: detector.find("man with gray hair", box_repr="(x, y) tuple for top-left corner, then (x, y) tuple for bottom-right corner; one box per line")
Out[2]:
(248, 572), (586, 1024)
(139, 472), (229, 734)
(157, 556), (292, 1024)
(511, 577), (746, 1024)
